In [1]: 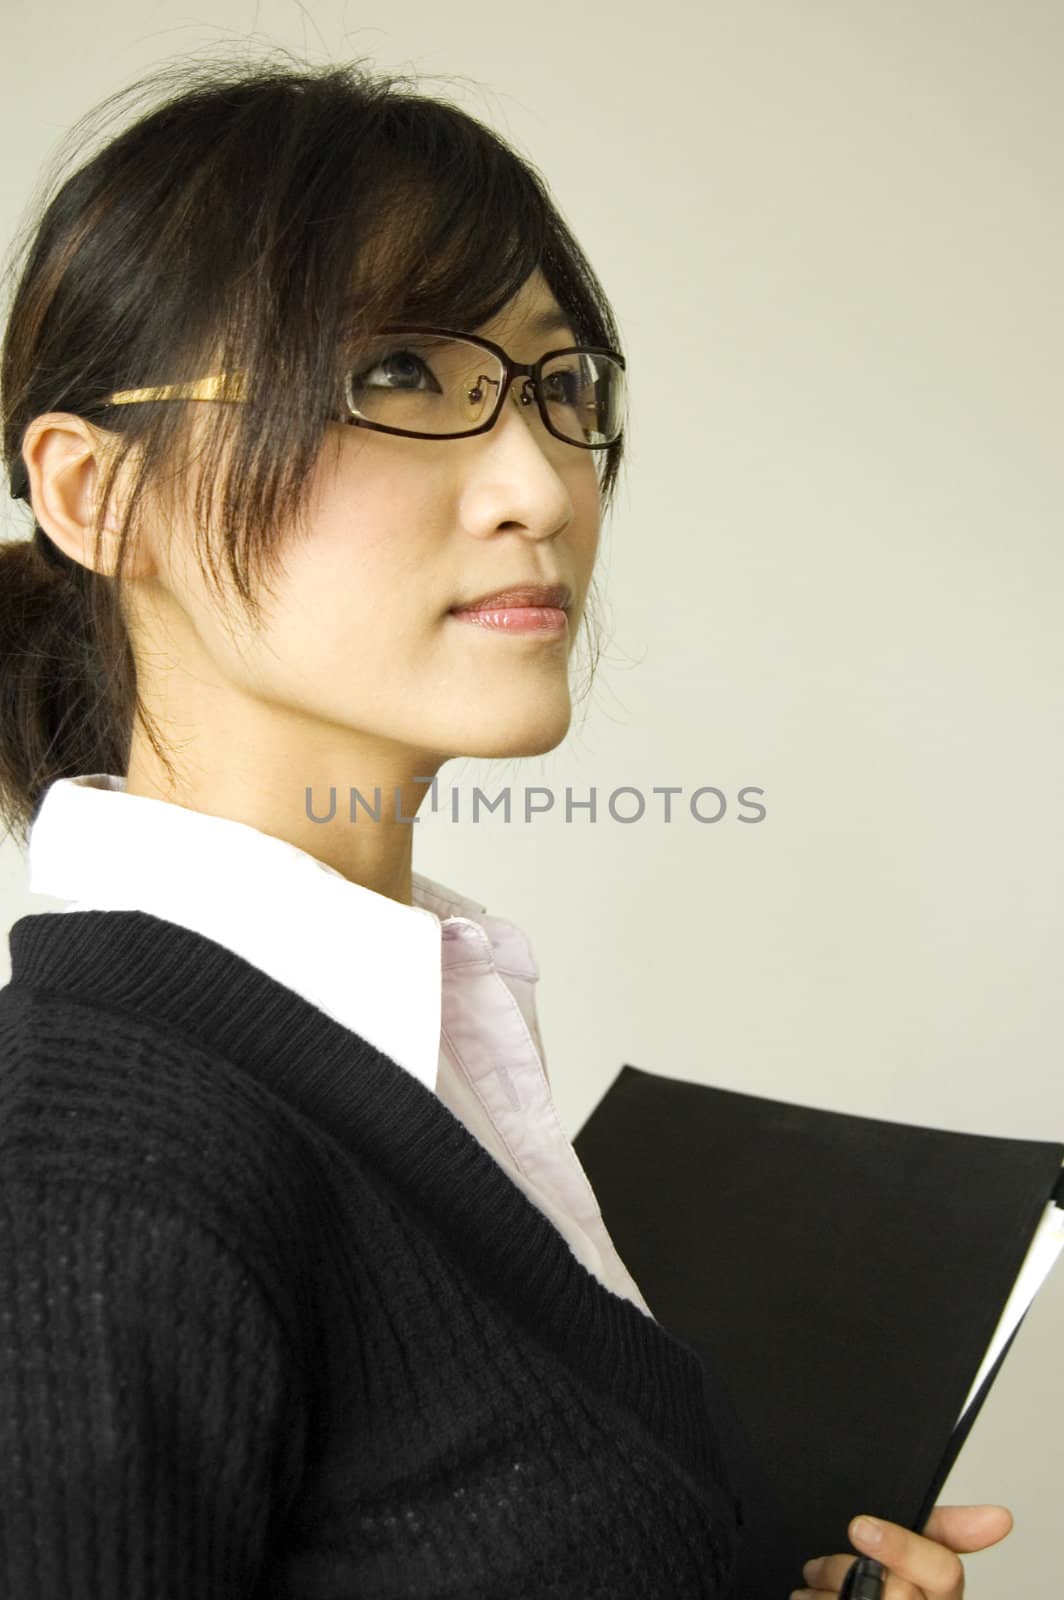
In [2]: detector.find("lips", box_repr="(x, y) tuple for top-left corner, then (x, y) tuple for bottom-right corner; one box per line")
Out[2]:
(450, 584), (572, 613)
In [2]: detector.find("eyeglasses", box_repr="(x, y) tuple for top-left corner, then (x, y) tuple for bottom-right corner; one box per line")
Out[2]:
(102, 326), (627, 451)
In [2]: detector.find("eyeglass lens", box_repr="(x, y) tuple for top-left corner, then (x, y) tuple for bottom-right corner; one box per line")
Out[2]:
(344, 335), (623, 446)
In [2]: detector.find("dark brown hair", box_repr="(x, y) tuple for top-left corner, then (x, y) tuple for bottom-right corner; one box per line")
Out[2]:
(0, 48), (626, 849)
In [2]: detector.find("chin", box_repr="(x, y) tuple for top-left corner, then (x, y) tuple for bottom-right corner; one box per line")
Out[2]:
(451, 699), (573, 760)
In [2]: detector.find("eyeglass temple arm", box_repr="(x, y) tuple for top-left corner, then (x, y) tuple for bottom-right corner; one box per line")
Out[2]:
(105, 347), (625, 409)
(106, 373), (248, 405)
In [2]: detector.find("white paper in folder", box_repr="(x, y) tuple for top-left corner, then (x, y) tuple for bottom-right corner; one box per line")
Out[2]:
(956, 1196), (1064, 1425)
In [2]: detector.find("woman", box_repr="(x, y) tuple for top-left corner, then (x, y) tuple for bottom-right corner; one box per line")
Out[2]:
(0, 52), (1012, 1599)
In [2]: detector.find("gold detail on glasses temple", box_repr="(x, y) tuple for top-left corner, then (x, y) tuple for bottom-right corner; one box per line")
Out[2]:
(106, 372), (248, 406)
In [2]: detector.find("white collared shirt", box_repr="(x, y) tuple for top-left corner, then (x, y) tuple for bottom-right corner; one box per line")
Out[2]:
(25, 773), (654, 1320)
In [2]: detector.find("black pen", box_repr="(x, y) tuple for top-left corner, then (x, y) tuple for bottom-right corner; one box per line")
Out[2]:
(836, 1554), (885, 1599)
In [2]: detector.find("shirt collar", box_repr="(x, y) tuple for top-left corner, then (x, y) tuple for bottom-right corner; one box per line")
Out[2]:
(25, 773), (536, 1093)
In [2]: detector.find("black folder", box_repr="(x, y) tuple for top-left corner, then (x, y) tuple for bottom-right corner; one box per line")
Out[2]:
(571, 1066), (1064, 1600)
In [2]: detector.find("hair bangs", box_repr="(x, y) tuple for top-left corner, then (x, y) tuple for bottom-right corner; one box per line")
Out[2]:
(0, 52), (623, 838)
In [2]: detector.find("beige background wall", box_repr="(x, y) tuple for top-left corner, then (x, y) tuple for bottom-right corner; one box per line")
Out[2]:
(2, 3), (1061, 1593)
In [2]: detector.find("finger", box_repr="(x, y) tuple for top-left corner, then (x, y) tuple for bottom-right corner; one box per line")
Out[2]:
(799, 1553), (863, 1591)
(801, 1505), (1015, 1598)
(791, 1582), (923, 1600)
(849, 1515), (965, 1596)
(799, 1553), (925, 1596)
(880, 1579), (925, 1600)
(921, 1504), (1014, 1553)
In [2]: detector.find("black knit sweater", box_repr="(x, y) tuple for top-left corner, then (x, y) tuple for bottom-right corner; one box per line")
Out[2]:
(0, 908), (744, 1598)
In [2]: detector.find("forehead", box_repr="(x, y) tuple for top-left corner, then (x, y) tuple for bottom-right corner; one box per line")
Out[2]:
(477, 270), (576, 345)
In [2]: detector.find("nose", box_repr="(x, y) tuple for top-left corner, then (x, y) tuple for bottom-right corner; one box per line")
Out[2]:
(488, 371), (570, 475)
(491, 369), (553, 444)
(463, 372), (576, 540)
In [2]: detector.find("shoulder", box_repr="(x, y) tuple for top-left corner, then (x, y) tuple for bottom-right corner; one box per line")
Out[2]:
(0, 983), (322, 1350)
(0, 980), (310, 1163)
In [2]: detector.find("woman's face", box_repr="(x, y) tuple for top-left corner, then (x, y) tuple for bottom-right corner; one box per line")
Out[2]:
(142, 268), (602, 785)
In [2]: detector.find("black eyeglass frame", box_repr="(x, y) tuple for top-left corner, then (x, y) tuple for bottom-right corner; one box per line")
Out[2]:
(338, 324), (626, 450)
(8, 324), (627, 501)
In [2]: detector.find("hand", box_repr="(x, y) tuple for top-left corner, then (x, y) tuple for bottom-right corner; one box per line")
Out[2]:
(791, 1503), (1015, 1598)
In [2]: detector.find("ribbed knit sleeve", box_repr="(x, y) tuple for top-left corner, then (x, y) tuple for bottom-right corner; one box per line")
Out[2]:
(0, 1176), (306, 1598)
(2, 927), (745, 1600)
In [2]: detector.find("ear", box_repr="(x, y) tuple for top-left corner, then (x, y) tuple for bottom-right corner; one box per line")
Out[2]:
(19, 412), (155, 579)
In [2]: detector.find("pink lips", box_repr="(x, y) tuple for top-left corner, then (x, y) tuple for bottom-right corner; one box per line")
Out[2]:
(451, 584), (571, 613)
(449, 584), (571, 636)
(450, 606), (568, 634)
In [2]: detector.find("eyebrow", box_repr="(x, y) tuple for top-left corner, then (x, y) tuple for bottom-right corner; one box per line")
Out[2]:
(526, 306), (577, 340)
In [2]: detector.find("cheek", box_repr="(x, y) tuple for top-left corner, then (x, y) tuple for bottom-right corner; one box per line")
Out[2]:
(571, 462), (602, 541)
(575, 502), (602, 574)
(300, 454), (441, 593)
(283, 496), (403, 618)
(261, 518), (438, 684)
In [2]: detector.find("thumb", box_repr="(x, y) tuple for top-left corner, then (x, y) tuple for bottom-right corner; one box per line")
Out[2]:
(921, 1503), (1014, 1553)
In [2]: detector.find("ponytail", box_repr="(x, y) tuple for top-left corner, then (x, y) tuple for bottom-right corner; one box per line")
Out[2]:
(0, 522), (134, 849)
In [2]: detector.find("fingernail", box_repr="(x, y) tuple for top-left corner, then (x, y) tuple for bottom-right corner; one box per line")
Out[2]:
(854, 1515), (883, 1546)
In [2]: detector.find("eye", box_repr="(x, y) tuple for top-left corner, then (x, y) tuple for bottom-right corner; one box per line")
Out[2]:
(351, 348), (441, 392)
(540, 365), (581, 406)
